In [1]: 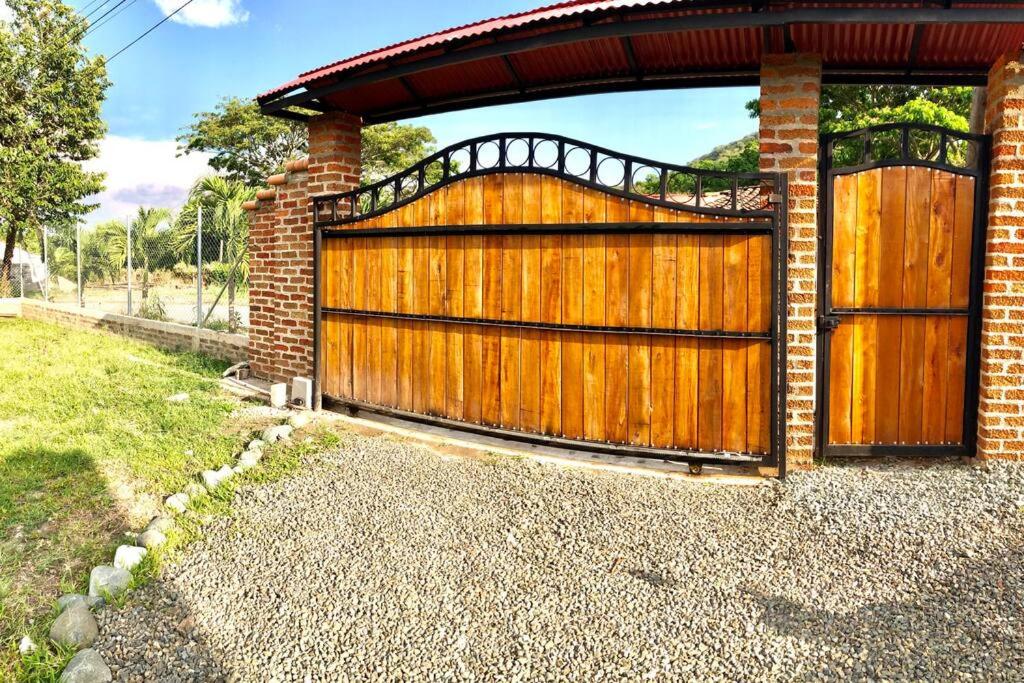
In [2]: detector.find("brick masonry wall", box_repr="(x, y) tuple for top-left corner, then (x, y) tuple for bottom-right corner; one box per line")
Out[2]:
(246, 112), (362, 384)
(759, 53), (822, 470)
(979, 51), (1024, 460)
(19, 300), (247, 363)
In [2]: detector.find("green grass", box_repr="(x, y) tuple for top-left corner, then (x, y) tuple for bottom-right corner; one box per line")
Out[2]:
(0, 318), (268, 680)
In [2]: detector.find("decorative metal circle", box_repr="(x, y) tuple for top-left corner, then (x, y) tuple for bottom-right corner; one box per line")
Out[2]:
(532, 139), (559, 169)
(398, 173), (419, 200)
(629, 164), (659, 196)
(505, 137), (530, 167)
(423, 159), (445, 185)
(448, 147), (472, 176)
(475, 140), (501, 169)
(564, 145), (591, 178)
(595, 155), (625, 189)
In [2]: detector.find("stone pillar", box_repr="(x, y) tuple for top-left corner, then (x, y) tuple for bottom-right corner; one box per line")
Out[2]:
(978, 51), (1024, 460)
(759, 53), (822, 470)
(245, 111), (361, 385)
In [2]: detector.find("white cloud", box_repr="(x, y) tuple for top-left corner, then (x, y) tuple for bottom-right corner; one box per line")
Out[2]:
(82, 135), (212, 227)
(153, 0), (248, 28)
(0, 1), (13, 23)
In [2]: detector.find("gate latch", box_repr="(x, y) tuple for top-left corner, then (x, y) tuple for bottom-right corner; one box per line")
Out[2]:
(818, 314), (842, 331)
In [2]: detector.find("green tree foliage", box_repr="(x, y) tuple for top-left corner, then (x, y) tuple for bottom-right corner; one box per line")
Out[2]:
(0, 0), (109, 294)
(171, 176), (256, 330)
(98, 207), (173, 303)
(635, 135), (759, 195)
(177, 98), (438, 187)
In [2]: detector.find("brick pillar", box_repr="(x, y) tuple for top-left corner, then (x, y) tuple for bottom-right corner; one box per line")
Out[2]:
(978, 51), (1024, 460)
(759, 53), (822, 470)
(245, 111), (361, 385)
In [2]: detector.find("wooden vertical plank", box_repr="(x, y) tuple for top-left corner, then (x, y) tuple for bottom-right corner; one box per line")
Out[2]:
(851, 169), (880, 444)
(923, 171), (955, 442)
(337, 240), (353, 397)
(481, 175), (503, 426)
(463, 177), (484, 423)
(445, 181), (466, 420)
(722, 234), (748, 452)
(745, 235), (770, 453)
(604, 196), (629, 443)
(428, 192), (447, 416)
(697, 234), (723, 452)
(396, 203), (415, 410)
(412, 198), (431, 413)
(380, 231), (398, 408)
(519, 174), (543, 432)
(582, 188), (607, 442)
(674, 234), (699, 450)
(945, 317), (968, 445)
(321, 244), (338, 397)
(831, 174), (859, 308)
(828, 322), (854, 444)
(875, 167), (907, 444)
(950, 175), (975, 308)
(898, 167), (932, 443)
(351, 236), (367, 401)
(500, 174), (523, 430)
(627, 201), (653, 446)
(561, 181), (585, 439)
(539, 175), (562, 435)
(650, 207), (676, 448)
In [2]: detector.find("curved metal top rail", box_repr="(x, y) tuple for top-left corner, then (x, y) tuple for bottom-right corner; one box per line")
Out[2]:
(313, 132), (781, 225)
(822, 122), (989, 176)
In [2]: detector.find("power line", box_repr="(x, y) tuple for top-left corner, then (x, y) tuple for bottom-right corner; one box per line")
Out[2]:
(78, 0), (132, 39)
(62, 0), (129, 48)
(79, 0), (114, 21)
(84, 0), (141, 37)
(107, 0), (198, 62)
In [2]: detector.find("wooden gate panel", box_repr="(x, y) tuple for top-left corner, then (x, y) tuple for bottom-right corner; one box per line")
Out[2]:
(316, 134), (786, 468)
(821, 124), (986, 455)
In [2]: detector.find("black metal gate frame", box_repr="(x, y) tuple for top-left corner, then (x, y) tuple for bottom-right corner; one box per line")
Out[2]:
(815, 122), (991, 459)
(311, 132), (790, 475)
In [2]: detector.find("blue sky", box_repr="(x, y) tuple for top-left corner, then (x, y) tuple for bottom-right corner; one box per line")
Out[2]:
(40, 1), (759, 223)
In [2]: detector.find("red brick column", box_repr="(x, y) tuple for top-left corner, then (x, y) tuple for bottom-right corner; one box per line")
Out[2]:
(978, 51), (1024, 460)
(245, 111), (361, 384)
(759, 53), (822, 470)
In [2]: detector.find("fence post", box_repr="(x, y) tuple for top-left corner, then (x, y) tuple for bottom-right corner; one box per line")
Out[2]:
(126, 217), (132, 316)
(42, 227), (48, 302)
(196, 206), (203, 329)
(76, 222), (83, 308)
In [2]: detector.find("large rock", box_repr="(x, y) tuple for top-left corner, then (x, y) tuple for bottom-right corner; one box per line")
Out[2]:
(145, 516), (175, 534)
(247, 438), (266, 452)
(183, 482), (206, 499)
(164, 493), (189, 514)
(49, 602), (98, 649)
(18, 635), (36, 655)
(56, 594), (103, 613)
(88, 566), (130, 600)
(60, 648), (112, 683)
(237, 451), (261, 470)
(261, 424), (293, 443)
(201, 465), (234, 490)
(113, 545), (147, 571)
(288, 412), (312, 429)
(137, 529), (167, 550)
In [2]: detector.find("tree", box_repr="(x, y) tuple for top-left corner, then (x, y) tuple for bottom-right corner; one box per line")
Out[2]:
(98, 207), (172, 305)
(177, 98), (438, 187)
(0, 0), (109, 295)
(172, 176), (255, 331)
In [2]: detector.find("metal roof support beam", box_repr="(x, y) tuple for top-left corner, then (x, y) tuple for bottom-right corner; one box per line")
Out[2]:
(260, 5), (1024, 114)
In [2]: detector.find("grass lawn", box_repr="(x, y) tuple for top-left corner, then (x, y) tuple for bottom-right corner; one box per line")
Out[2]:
(0, 318), (266, 679)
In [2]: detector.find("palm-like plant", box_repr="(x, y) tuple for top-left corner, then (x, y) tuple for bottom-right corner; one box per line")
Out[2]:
(171, 176), (255, 331)
(98, 207), (172, 304)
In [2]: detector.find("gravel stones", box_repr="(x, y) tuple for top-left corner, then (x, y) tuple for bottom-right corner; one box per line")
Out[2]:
(49, 602), (98, 649)
(92, 443), (1024, 681)
(164, 493), (189, 514)
(260, 424), (292, 443)
(60, 648), (112, 683)
(113, 546), (147, 571)
(88, 566), (130, 601)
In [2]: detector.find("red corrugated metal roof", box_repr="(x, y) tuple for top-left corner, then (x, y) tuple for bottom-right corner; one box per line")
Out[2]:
(259, 0), (1024, 122)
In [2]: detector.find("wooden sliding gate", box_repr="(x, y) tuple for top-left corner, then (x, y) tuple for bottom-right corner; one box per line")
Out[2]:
(817, 123), (989, 457)
(313, 134), (788, 471)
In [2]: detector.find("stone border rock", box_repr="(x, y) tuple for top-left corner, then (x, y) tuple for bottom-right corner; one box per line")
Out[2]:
(24, 409), (316, 681)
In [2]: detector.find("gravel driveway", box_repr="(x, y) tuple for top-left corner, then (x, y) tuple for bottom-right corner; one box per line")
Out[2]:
(94, 433), (1024, 682)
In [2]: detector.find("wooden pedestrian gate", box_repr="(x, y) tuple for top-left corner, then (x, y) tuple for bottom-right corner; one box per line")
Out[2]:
(313, 134), (789, 472)
(817, 123), (989, 458)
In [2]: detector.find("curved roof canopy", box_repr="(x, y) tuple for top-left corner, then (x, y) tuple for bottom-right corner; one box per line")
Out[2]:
(258, 0), (1024, 123)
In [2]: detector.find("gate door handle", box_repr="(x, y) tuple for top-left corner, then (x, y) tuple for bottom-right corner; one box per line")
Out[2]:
(818, 314), (842, 331)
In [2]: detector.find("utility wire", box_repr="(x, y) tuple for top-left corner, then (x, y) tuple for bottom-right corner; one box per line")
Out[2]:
(85, 0), (141, 37)
(62, 0), (130, 48)
(79, 0), (114, 21)
(107, 0), (197, 62)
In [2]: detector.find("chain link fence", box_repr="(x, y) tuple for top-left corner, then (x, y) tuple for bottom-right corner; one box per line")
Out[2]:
(4, 206), (249, 333)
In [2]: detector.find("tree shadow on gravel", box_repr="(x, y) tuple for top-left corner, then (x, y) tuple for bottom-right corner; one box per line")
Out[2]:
(751, 538), (1024, 680)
